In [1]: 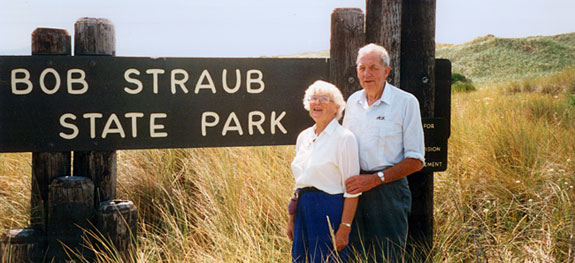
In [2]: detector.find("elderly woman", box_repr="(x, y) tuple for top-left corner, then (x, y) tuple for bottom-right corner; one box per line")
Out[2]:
(286, 80), (360, 263)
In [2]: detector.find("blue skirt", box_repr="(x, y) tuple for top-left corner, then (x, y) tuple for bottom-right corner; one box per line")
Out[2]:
(292, 189), (349, 263)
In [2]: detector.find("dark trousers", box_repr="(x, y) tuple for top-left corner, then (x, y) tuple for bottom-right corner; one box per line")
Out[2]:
(292, 190), (349, 263)
(349, 177), (411, 263)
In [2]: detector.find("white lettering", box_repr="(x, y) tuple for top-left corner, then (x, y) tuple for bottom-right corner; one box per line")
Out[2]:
(246, 69), (264, 94)
(124, 69), (143, 94)
(194, 69), (216, 94)
(424, 162), (443, 167)
(222, 69), (241, 93)
(125, 112), (144, 138)
(146, 69), (165, 94)
(201, 112), (219, 136)
(150, 113), (168, 138)
(222, 112), (243, 136)
(171, 69), (189, 94)
(11, 68), (33, 95)
(425, 146), (441, 152)
(59, 113), (79, 139)
(67, 69), (88, 94)
(101, 114), (126, 138)
(39, 68), (60, 94)
(270, 111), (287, 134)
(83, 113), (103, 139)
(248, 111), (265, 135)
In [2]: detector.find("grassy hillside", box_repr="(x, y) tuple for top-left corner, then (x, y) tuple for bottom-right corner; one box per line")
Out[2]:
(285, 32), (575, 84)
(436, 33), (575, 83)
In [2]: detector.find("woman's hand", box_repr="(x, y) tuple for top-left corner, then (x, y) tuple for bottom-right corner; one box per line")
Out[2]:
(335, 225), (351, 251)
(286, 216), (295, 241)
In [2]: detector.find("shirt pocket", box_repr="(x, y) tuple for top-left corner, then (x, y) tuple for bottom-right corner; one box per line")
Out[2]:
(376, 120), (403, 158)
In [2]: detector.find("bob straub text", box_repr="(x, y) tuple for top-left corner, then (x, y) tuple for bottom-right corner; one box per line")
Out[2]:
(10, 67), (288, 140)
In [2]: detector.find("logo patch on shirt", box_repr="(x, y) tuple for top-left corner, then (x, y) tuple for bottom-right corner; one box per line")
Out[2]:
(376, 116), (385, 120)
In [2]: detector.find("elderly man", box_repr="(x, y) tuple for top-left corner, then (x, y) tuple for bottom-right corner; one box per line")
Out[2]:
(343, 43), (425, 262)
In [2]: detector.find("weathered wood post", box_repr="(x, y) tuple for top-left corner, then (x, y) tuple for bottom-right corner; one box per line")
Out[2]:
(30, 28), (73, 232)
(365, 0), (402, 87)
(400, 0), (436, 258)
(0, 28), (72, 263)
(329, 8), (365, 99)
(0, 229), (44, 263)
(364, 0), (437, 259)
(95, 200), (138, 262)
(73, 17), (137, 261)
(73, 17), (117, 207)
(47, 176), (95, 261)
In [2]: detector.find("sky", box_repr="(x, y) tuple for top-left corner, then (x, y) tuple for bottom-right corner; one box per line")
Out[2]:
(1, 0), (574, 57)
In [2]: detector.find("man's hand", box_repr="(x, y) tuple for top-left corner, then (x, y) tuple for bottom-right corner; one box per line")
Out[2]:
(335, 225), (351, 251)
(345, 173), (380, 194)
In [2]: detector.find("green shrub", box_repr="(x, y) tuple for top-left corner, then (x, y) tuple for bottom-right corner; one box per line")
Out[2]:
(452, 73), (469, 83)
(452, 73), (477, 92)
(452, 81), (477, 92)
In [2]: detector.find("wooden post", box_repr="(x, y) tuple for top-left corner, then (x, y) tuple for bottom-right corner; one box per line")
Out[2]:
(0, 229), (45, 263)
(400, 0), (436, 258)
(329, 8), (365, 99)
(73, 17), (117, 206)
(365, 0), (402, 87)
(30, 28), (72, 232)
(364, 0), (437, 259)
(73, 17), (138, 260)
(73, 151), (117, 206)
(47, 176), (94, 261)
(95, 200), (138, 262)
(31, 28), (72, 55)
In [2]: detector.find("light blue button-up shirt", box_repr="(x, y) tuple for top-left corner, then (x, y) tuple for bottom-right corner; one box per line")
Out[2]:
(343, 82), (425, 171)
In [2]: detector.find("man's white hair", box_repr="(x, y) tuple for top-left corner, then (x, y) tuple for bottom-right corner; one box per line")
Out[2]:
(356, 43), (390, 67)
(302, 80), (346, 120)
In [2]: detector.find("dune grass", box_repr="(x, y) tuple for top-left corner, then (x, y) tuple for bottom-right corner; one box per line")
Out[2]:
(433, 75), (575, 261)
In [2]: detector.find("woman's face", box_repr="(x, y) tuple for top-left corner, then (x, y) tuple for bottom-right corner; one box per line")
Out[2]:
(308, 93), (339, 124)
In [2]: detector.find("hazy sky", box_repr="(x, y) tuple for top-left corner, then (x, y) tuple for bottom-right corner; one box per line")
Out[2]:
(1, 0), (574, 57)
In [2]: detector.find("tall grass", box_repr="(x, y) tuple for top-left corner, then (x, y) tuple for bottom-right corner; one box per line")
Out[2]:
(2, 68), (575, 262)
(116, 147), (295, 262)
(0, 153), (31, 231)
(434, 78), (575, 261)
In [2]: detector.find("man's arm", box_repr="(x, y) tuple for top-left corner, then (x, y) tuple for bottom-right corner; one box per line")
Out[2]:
(344, 158), (422, 195)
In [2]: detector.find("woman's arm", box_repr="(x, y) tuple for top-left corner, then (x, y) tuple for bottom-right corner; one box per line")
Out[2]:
(335, 196), (358, 251)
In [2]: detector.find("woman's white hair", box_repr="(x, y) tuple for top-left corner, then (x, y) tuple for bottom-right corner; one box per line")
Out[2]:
(302, 80), (346, 120)
(357, 43), (390, 67)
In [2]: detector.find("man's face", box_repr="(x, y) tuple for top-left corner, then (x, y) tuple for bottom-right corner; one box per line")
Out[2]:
(356, 51), (391, 92)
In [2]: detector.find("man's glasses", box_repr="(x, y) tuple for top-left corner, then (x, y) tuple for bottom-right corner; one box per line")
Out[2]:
(308, 95), (332, 103)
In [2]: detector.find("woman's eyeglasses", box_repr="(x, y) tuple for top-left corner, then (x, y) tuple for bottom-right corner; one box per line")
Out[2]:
(308, 95), (332, 103)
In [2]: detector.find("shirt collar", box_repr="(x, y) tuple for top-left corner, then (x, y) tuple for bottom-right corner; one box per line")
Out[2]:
(312, 118), (338, 137)
(380, 82), (394, 105)
(357, 81), (393, 107)
(323, 118), (339, 135)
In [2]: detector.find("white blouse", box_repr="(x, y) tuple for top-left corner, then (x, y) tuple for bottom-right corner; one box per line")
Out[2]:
(291, 119), (361, 198)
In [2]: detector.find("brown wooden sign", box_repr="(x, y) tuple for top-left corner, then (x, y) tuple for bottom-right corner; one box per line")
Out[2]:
(0, 56), (328, 152)
(0, 55), (450, 172)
